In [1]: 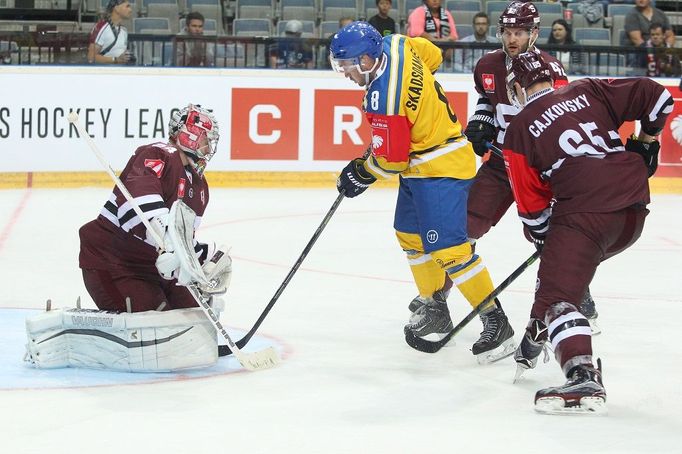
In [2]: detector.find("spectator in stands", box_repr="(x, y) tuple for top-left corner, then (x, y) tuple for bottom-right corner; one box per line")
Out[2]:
(368, 0), (396, 37)
(269, 20), (313, 69)
(641, 23), (682, 77)
(624, 0), (675, 47)
(453, 12), (495, 73)
(407, 0), (458, 61)
(175, 12), (214, 67)
(339, 17), (354, 30)
(88, 0), (133, 64)
(547, 18), (585, 74)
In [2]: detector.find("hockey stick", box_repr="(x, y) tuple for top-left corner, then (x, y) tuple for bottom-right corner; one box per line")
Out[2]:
(68, 112), (279, 371)
(486, 141), (504, 158)
(218, 191), (345, 356)
(405, 250), (541, 353)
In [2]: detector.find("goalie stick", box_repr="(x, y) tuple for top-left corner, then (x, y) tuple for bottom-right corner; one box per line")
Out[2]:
(68, 112), (279, 371)
(405, 250), (541, 353)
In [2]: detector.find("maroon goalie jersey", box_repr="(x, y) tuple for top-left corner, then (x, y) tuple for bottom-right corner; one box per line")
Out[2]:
(502, 78), (673, 237)
(471, 49), (568, 170)
(79, 142), (210, 276)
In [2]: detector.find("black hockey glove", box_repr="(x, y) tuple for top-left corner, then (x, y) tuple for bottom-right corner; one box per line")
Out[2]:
(337, 158), (377, 198)
(464, 119), (496, 157)
(626, 136), (660, 178)
(523, 226), (545, 252)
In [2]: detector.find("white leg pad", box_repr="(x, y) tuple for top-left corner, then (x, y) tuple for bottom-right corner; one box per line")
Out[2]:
(25, 308), (218, 372)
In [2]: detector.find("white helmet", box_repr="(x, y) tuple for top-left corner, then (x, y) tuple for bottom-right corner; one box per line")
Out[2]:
(169, 104), (219, 174)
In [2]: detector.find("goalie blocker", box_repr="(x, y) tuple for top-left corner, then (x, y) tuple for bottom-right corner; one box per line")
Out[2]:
(25, 307), (219, 372)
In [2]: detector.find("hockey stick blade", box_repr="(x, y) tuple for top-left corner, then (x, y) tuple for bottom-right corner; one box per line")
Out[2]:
(185, 283), (280, 371)
(405, 250), (541, 353)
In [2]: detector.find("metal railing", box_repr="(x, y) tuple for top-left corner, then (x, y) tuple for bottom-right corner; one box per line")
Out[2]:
(1, 32), (679, 79)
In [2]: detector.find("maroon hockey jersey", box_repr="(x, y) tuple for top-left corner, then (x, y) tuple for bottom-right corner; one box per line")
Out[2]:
(471, 49), (568, 169)
(472, 49), (568, 146)
(79, 142), (210, 276)
(502, 78), (673, 237)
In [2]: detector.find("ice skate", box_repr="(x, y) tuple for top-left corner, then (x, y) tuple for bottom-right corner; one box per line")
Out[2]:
(404, 298), (453, 342)
(534, 363), (607, 415)
(580, 289), (601, 335)
(408, 276), (452, 315)
(472, 307), (516, 365)
(513, 318), (550, 383)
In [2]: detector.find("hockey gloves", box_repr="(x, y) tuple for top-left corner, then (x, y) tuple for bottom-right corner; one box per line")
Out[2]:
(337, 158), (376, 198)
(523, 226), (545, 253)
(626, 136), (660, 178)
(199, 245), (232, 295)
(464, 119), (496, 157)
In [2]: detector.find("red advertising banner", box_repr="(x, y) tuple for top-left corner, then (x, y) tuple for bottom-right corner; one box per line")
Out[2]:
(313, 89), (372, 161)
(231, 88), (300, 160)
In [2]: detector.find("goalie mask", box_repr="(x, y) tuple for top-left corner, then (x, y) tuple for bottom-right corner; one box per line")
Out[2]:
(169, 105), (219, 174)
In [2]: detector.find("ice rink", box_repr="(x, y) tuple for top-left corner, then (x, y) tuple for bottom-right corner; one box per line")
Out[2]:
(1, 186), (681, 454)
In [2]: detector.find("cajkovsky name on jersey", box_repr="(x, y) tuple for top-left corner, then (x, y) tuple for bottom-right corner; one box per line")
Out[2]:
(528, 94), (590, 138)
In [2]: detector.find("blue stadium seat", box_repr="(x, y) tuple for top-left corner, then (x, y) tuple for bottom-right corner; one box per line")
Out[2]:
(574, 27), (610, 42)
(232, 18), (271, 36)
(133, 17), (171, 33)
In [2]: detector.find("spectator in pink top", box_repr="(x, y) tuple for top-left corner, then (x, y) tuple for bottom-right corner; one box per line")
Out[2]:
(407, 0), (458, 61)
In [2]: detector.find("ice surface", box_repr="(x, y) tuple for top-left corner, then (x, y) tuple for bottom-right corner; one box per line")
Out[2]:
(0, 187), (680, 453)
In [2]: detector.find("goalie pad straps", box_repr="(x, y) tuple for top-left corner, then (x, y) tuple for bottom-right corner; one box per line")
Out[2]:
(25, 308), (218, 372)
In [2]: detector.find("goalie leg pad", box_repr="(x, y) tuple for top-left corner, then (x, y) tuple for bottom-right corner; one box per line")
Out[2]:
(25, 307), (218, 372)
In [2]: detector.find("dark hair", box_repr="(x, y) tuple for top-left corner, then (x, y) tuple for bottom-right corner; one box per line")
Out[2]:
(185, 11), (205, 25)
(472, 12), (488, 24)
(105, 0), (125, 14)
(547, 19), (574, 45)
(375, 0), (391, 5)
(649, 22), (666, 33)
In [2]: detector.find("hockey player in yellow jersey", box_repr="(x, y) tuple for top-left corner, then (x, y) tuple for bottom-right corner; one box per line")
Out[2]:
(331, 21), (516, 363)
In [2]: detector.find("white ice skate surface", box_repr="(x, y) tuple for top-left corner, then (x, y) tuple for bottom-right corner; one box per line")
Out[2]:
(1, 188), (680, 454)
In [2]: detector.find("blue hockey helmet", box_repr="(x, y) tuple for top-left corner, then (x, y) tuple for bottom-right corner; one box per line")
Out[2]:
(329, 21), (383, 75)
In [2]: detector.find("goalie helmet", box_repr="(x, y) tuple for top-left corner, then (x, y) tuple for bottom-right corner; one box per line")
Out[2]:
(329, 21), (383, 84)
(169, 104), (219, 174)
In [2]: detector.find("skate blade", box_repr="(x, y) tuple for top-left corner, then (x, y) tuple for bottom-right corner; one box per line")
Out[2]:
(513, 364), (529, 384)
(535, 396), (608, 416)
(589, 319), (602, 336)
(476, 338), (517, 365)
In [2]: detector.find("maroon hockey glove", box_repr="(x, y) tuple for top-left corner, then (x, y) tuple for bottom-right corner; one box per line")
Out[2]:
(626, 137), (660, 178)
(337, 158), (377, 198)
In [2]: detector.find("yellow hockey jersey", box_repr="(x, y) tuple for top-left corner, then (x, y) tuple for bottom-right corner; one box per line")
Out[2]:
(360, 34), (476, 180)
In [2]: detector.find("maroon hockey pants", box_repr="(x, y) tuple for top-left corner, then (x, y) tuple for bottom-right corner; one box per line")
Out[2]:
(82, 268), (199, 313)
(532, 205), (649, 370)
(467, 158), (515, 240)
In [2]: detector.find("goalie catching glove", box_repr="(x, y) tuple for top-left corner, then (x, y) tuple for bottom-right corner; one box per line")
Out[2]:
(626, 135), (660, 178)
(198, 245), (232, 295)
